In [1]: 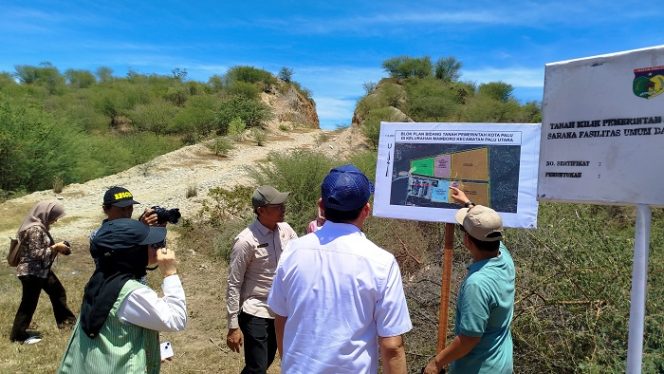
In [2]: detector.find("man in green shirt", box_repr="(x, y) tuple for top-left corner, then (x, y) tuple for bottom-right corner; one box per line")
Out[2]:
(424, 187), (515, 373)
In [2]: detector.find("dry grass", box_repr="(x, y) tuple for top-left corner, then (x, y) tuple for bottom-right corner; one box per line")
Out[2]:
(0, 201), (34, 233)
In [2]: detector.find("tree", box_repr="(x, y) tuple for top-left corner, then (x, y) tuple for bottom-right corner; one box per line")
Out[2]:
(478, 82), (514, 102)
(172, 68), (188, 81)
(363, 81), (377, 95)
(64, 69), (96, 88)
(382, 56), (433, 79)
(278, 67), (294, 83)
(96, 66), (113, 83)
(14, 62), (65, 94)
(434, 57), (462, 82)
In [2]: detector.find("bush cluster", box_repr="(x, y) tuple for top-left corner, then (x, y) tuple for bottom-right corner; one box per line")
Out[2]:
(358, 55), (542, 148)
(0, 62), (309, 197)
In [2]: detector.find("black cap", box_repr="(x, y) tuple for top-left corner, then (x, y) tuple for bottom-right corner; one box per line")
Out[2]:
(103, 186), (140, 208)
(91, 218), (166, 257)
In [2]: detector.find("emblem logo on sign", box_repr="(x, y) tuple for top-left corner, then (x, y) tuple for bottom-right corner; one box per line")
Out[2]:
(633, 65), (664, 99)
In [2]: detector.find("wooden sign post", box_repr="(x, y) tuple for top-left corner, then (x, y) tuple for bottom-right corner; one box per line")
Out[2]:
(436, 223), (455, 352)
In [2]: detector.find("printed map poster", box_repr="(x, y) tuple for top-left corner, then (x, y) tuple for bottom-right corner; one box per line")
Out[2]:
(539, 45), (664, 206)
(374, 122), (541, 228)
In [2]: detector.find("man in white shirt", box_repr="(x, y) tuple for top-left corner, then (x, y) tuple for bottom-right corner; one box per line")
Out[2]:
(59, 218), (186, 373)
(226, 186), (298, 373)
(268, 165), (413, 373)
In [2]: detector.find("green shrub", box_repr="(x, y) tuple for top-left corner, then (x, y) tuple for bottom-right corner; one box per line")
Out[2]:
(249, 150), (336, 233)
(278, 67), (294, 83)
(251, 128), (267, 146)
(207, 137), (234, 157)
(377, 82), (406, 109)
(382, 56), (433, 79)
(460, 96), (522, 122)
(434, 56), (462, 82)
(361, 107), (403, 148)
(173, 94), (221, 134)
(0, 96), (81, 191)
(128, 100), (178, 134)
(52, 175), (64, 193)
(478, 82), (514, 102)
(404, 78), (459, 121)
(163, 86), (189, 106)
(225, 66), (276, 91)
(227, 117), (247, 137)
(200, 185), (254, 226)
(226, 80), (260, 99)
(215, 96), (273, 133)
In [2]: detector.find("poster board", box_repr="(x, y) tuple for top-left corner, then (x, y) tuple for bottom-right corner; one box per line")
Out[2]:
(374, 122), (541, 228)
(538, 45), (664, 206)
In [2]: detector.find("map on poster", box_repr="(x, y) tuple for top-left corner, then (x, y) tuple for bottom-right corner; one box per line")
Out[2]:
(539, 45), (664, 206)
(373, 122), (541, 228)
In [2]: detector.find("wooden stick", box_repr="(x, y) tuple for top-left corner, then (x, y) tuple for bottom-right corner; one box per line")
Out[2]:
(436, 223), (455, 352)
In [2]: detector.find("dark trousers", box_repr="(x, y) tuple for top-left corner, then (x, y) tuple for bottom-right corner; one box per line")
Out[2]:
(238, 312), (277, 374)
(10, 271), (76, 342)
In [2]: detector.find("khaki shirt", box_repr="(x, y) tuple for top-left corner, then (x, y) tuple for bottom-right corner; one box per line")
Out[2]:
(226, 220), (297, 329)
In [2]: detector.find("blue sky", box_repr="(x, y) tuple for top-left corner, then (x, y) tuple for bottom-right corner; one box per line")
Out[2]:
(1, 1), (662, 129)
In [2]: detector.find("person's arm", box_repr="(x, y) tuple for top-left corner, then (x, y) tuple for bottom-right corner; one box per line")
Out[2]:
(274, 314), (287, 357)
(117, 247), (187, 331)
(379, 335), (407, 374)
(448, 186), (474, 207)
(225, 237), (252, 352)
(423, 335), (481, 373)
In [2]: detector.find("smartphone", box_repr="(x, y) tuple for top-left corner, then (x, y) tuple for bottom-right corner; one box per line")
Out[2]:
(160, 341), (174, 360)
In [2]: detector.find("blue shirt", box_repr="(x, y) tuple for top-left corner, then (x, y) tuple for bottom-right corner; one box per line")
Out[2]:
(451, 243), (515, 374)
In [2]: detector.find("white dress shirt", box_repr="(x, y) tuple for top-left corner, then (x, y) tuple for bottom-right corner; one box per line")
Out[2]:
(117, 274), (187, 332)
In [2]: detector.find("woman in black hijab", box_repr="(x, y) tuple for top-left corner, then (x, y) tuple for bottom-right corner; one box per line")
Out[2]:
(58, 218), (186, 374)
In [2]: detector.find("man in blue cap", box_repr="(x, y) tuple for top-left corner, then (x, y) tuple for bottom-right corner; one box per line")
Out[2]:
(268, 165), (412, 373)
(59, 218), (187, 373)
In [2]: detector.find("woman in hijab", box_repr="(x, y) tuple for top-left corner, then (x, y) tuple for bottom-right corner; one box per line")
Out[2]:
(10, 201), (76, 344)
(58, 218), (186, 374)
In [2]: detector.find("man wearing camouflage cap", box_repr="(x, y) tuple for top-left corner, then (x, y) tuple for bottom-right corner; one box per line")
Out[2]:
(423, 187), (515, 374)
(226, 186), (298, 373)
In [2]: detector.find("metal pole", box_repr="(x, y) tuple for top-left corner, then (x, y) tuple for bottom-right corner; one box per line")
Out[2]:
(626, 204), (651, 374)
(437, 223), (455, 352)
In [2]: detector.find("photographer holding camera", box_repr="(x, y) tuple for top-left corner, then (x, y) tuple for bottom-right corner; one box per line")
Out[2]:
(90, 187), (179, 265)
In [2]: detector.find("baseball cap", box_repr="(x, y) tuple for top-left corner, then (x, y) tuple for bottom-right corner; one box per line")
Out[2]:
(252, 186), (289, 209)
(321, 164), (374, 212)
(103, 186), (140, 208)
(91, 218), (167, 257)
(455, 205), (503, 242)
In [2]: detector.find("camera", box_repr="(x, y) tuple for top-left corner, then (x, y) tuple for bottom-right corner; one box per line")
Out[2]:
(151, 206), (181, 225)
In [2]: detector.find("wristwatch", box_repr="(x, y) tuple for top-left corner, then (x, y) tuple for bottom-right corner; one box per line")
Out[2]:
(464, 201), (475, 208)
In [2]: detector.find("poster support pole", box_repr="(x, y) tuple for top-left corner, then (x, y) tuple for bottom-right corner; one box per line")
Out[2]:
(436, 223), (455, 352)
(626, 204), (651, 374)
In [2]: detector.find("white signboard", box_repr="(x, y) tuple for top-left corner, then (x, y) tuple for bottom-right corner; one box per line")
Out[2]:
(374, 122), (541, 228)
(538, 45), (664, 206)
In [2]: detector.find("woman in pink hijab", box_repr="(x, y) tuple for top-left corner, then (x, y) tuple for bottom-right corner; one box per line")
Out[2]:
(10, 201), (76, 344)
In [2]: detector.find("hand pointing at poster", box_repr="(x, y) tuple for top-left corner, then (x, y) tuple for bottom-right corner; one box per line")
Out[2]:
(449, 186), (472, 206)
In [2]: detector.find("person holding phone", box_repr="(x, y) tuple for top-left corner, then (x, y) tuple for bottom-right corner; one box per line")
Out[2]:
(10, 201), (76, 345)
(58, 218), (186, 374)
